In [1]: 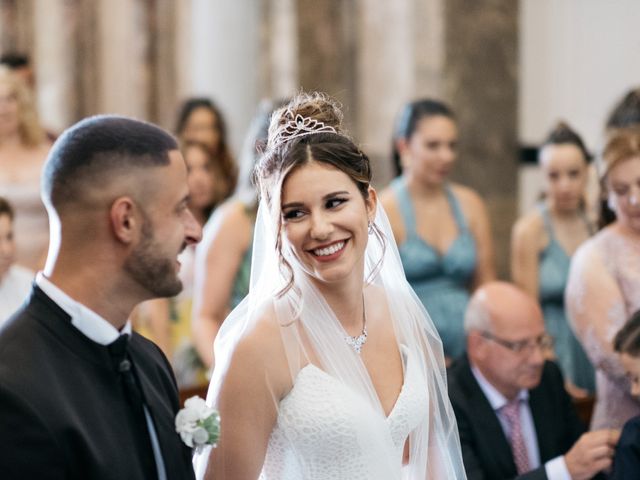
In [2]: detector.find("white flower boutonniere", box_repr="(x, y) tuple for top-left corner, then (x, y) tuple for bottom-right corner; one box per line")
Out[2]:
(175, 396), (220, 452)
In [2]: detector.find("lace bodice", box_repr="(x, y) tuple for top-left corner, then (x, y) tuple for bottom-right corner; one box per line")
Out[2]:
(566, 227), (640, 428)
(260, 348), (427, 480)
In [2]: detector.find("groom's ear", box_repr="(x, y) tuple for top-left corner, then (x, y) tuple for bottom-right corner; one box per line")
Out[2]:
(110, 196), (139, 245)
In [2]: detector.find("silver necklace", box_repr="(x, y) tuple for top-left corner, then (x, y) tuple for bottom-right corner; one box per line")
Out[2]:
(344, 300), (368, 354)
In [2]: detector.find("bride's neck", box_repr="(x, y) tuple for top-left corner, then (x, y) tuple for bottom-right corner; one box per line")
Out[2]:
(315, 275), (365, 332)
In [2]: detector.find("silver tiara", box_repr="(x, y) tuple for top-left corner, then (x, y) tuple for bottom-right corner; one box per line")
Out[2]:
(270, 114), (337, 149)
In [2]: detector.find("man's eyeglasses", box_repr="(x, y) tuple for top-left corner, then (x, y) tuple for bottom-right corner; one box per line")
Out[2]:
(480, 331), (554, 354)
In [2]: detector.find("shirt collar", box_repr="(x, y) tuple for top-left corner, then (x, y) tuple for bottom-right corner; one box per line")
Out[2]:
(471, 364), (529, 411)
(36, 272), (132, 345)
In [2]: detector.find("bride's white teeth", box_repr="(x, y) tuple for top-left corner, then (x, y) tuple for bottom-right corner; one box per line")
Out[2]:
(313, 241), (345, 256)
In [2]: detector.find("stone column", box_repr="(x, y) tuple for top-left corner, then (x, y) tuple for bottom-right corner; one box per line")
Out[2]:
(147, 0), (178, 129)
(355, 0), (414, 185)
(174, 0), (193, 106)
(74, 0), (100, 118)
(295, 0), (356, 128)
(33, 0), (78, 133)
(190, 0), (262, 154)
(0, 0), (34, 55)
(96, 0), (151, 119)
(263, 0), (298, 101)
(444, 0), (519, 277)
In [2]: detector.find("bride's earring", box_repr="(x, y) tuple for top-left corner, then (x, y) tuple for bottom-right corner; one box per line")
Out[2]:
(368, 220), (374, 235)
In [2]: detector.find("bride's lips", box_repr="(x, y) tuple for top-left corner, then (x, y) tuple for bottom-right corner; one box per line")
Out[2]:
(307, 239), (349, 263)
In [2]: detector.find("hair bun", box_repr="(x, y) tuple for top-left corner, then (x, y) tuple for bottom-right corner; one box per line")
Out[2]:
(267, 92), (346, 150)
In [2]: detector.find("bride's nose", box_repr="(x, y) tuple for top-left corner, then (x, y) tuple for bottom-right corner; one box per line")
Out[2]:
(309, 211), (333, 240)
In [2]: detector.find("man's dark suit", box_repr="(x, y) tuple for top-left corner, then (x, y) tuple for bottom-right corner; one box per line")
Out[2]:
(0, 286), (196, 479)
(448, 355), (587, 480)
(610, 415), (640, 479)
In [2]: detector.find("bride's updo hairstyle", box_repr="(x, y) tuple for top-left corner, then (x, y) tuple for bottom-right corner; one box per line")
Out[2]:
(254, 91), (382, 294)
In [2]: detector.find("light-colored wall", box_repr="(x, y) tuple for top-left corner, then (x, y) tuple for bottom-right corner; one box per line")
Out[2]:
(519, 0), (640, 152)
(518, 0), (640, 215)
(190, 0), (262, 156)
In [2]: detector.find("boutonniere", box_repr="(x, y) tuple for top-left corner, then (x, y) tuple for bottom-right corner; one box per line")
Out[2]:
(175, 396), (220, 452)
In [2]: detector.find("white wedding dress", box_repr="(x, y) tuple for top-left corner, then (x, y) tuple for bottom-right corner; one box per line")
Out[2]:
(193, 204), (467, 479)
(260, 347), (426, 480)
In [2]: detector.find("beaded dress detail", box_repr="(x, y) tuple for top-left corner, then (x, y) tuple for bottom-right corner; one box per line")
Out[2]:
(260, 347), (426, 479)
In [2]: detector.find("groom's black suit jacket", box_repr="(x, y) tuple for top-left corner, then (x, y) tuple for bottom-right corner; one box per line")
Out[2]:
(0, 286), (195, 480)
(448, 355), (598, 480)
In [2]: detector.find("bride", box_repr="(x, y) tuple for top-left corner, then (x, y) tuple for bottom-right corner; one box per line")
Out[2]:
(193, 92), (466, 479)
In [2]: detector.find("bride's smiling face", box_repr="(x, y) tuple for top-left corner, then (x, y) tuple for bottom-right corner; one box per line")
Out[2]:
(280, 160), (376, 285)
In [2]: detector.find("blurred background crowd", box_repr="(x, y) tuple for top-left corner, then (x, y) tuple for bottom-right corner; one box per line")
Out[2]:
(1, 1), (640, 475)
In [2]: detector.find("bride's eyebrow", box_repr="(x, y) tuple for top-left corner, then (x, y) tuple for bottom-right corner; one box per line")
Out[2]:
(282, 191), (351, 210)
(324, 190), (350, 198)
(281, 201), (303, 210)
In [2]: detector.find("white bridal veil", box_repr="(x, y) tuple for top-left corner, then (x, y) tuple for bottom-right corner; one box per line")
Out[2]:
(193, 194), (467, 479)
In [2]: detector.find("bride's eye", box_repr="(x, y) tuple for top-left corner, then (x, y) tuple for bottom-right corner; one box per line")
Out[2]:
(283, 209), (304, 220)
(326, 197), (347, 209)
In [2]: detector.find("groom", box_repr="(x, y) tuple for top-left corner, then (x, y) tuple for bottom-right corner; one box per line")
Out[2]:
(0, 116), (201, 479)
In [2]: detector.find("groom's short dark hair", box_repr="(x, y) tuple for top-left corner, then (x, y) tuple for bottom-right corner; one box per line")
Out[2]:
(42, 115), (178, 210)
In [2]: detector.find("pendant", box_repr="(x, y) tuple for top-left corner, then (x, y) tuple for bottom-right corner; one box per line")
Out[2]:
(345, 327), (368, 354)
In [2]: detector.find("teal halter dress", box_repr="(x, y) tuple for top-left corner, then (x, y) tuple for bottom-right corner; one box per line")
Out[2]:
(391, 178), (476, 358)
(538, 204), (595, 392)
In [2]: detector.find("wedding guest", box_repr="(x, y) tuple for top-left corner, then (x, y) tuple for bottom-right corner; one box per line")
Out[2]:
(0, 52), (34, 89)
(449, 281), (617, 480)
(0, 197), (33, 323)
(610, 310), (640, 479)
(511, 122), (595, 396)
(175, 97), (237, 204)
(380, 99), (495, 361)
(566, 128), (640, 430)
(0, 115), (201, 479)
(606, 87), (640, 132)
(595, 87), (640, 228)
(193, 92), (466, 479)
(134, 140), (222, 387)
(0, 67), (51, 271)
(192, 99), (284, 368)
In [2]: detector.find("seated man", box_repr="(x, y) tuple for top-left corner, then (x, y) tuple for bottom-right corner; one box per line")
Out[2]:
(448, 281), (618, 480)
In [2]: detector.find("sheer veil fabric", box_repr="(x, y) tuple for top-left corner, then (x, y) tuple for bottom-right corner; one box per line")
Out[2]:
(193, 199), (467, 479)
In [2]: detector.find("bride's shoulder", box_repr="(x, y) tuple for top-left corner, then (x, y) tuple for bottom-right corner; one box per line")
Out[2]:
(234, 301), (283, 354)
(226, 301), (291, 386)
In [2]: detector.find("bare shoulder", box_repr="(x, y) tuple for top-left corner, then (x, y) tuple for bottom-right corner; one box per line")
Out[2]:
(224, 302), (291, 397)
(379, 186), (401, 218)
(211, 200), (252, 230)
(512, 209), (544, 240)
(378, 185), (404, 241)
(450, 183), (485, 212)
(201, 200), (252, 250)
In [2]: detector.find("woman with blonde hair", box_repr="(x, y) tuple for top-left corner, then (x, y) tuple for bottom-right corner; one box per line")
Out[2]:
(0, 67), (51, 270)
(566, 128), (640, 429)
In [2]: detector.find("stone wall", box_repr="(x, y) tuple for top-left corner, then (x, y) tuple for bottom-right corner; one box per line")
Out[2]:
(0, 0), (519, 277)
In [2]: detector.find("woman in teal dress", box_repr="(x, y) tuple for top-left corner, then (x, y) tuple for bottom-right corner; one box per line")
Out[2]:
(380, 99), (495, 361)
(512, 122), (595, 395)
